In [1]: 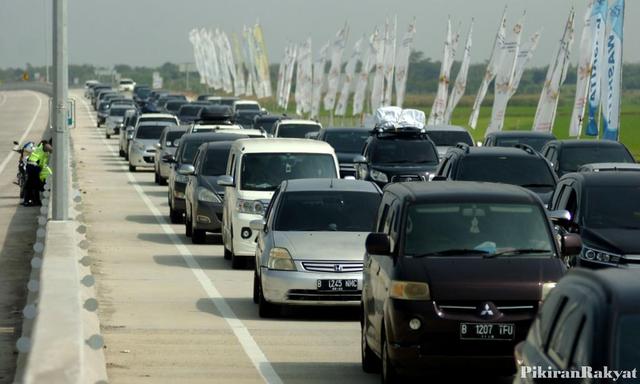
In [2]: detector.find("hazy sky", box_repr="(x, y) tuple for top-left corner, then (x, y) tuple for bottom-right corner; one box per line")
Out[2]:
(1, 0), (638, 69)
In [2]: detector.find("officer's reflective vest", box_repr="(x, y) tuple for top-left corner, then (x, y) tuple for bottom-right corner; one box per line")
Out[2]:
(27, 144), (44, 165)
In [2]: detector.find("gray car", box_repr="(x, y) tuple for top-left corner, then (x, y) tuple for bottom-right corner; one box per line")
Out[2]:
(128, 121), (177, 172)
(154, 126), (186, 185)
(105, 106), (136, 139)
(182, 141), (233, 243)
(251, 178), (382, 318)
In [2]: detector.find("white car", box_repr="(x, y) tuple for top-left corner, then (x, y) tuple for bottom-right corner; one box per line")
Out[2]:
(273, 119), (322, 139)
(232, 100), (261, 113)
(128, 121), (177, 171)
(218, 138), (340, 268)
(118, 78), (136, 92)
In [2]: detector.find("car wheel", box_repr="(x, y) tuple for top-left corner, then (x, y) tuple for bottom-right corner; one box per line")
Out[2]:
(154, 171), (159, 184)
(158, 176), (167, 186)
(185, 209), (193, 237)
(169, 206), (182, 224)
(119, 148), (125, 157)
(231, 254), (244, 269)
(106, 133), (110, 139)
(258, 282), (279, 318)
(382, 331), (401, 384)
(129, 165), (136, 172)
(224, 246), (232, 260)
(362, 317), (381, 373)
(192, 214), (206, 244)
(252, 271), (260, 304)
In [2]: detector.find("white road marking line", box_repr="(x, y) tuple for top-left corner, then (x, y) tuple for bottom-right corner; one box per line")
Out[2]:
(79, 98), (284, 384)
(0, 92), (43, 177)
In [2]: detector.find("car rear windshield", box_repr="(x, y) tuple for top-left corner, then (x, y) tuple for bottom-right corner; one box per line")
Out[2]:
(109, 108), (130, 117)
(404, 203), (554, 257)
(560, 146), (634, 173)
(140, 117), (177, 125)
(135, 125), (169, 140)
(165, 131), (185, 147)
(371, 139), (438, 165)
(201, 147), (232, 176)
(275, 191), (381, 232)
(458, 157), (556, 188)
(135, 88), (151, 97)
(235, 103), (260, 111)
(585, 185), (640, 229)
(426, 131), (473, 147)
(616, 315), (640, 371)
(495, 137), (553, 152)
(277, 124), (322, 139)
(323, 130), (369, 153)
(240, 153), (336, 191)
(255, 119), (278, 135)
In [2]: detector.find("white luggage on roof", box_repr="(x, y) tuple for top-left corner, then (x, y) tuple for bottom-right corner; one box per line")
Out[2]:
(374, 107), (425, 129)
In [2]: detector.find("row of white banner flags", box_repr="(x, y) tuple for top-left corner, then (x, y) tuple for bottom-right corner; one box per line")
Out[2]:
(275, 19), (418, 118)
(188, 24), (272, 99)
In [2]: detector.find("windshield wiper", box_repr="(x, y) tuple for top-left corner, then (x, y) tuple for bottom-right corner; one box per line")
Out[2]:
(414, 249), (490, 257)
(483, 249), (551, 259)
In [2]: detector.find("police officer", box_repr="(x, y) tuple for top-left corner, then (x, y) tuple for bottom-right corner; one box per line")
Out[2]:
(23, 141), (52, 206)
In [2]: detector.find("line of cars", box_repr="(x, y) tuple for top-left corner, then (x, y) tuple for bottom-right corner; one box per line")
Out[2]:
(83, 85), (639, 382)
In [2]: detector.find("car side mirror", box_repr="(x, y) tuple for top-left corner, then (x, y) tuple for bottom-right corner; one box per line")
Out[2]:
(162, 154), (175, 163)
(353, 155), (367, 164)
(561, 233), (582, 256)
(217, 175), (234, 187)
(366, 233), (391, 256)
(431, 175), (447, 181)
(548, 210), (571, 221)
(177, 164), (195, 175)
(155, 142), (162, 149)
(249, 218), (266, 232)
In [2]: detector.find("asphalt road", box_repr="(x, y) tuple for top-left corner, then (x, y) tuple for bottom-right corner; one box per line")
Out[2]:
(0, 90), (49, 383)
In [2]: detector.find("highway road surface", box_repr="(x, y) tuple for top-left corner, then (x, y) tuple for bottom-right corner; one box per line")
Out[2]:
(72, 91), (380, 384)
(0, 91), (49, 383)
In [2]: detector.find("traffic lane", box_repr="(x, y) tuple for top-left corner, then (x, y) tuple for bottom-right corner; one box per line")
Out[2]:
(0, 91), (48, 383)
(73, 97), (264, 383)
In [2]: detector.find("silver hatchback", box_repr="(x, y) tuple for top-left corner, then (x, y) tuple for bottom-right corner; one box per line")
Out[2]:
(251, 178), (382, 318)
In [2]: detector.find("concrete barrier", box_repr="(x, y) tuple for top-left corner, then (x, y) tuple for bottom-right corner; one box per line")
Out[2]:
(0, 82), (53, 97)
(13, 136), (108, 384)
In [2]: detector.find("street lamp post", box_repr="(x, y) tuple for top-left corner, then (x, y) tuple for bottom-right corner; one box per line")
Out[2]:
(52, 0), (69, 220)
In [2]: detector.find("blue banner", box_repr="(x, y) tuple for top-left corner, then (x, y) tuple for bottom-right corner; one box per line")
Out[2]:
(602, 0), (624, 141)
(586, 0), (608, 136)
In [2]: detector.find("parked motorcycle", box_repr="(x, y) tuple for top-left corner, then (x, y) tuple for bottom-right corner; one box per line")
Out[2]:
(12, 140), (34, 198)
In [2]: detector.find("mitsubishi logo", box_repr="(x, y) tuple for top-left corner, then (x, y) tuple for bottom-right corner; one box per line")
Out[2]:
(480, 303), (494, 317)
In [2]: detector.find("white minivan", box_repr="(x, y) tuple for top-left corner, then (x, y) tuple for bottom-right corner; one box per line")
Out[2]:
(218, 138), (340, 268)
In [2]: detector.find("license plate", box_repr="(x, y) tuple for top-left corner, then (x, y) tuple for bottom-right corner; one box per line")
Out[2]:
(460, 323), (515, 341)
(317, 279), (358, 291)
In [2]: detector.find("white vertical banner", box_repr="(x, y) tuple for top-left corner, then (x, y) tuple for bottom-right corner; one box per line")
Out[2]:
(353, 30), (376, 115)
(509, 30), (541, 97)
(244, 26), (262, 98)
(242, 27), (256, 96)
(276, 47), (287, 107)
(394, 20), (416, 109)
(602, 0), (625, 141)
(335, 38), (363, 116)
(299, 38), (313, 115)
(311, 42), (329, 119)
(283, 45), (297, 111)
(189, 30), (204, 85)
(533, 9), (576, 132)
(231, 33), (247, 96)
(486, 17), (525, 134)
(427, 18), (453, 126)
(469, 8), (508, 129)
(205, 29), (222, 90)
(382, 17), (397, 107)
(215, 30), (232, 93)
(294, 43), (304, 115)
(324, 23), (349, 111)
(586, 0), (609, 136)
(569, 1), (595, 137)
(222, 31), (237, 94)
(370, 27), (385, 112)
(444, 21), (473, 124)
(253, 24), (272, 98)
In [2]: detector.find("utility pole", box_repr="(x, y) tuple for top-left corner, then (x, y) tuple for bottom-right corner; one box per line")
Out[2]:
(52, 0), (68, 220)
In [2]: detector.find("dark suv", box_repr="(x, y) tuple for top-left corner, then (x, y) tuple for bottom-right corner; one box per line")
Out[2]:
(354, 126), (439, 187)
(435, 144), (558, 206)
(361, 182), (579, 382)
(549, 172), (640, 269)
(540, 139), (635, 177)
(317, 127), (370, 178)
(515, 268), (640, 383)
(483, 131), (556, 152)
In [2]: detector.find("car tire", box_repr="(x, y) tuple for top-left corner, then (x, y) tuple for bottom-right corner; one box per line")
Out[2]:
(185, 210), (193, 237)
(154, 171), (159, 184)
(119, 148), (125, 157)
(252, 271), (260, 304)
(231, 254), (244, 269)
(361, 318), (381, 373)
(382, 331), (401, 384)
(192, 215), (206, 244)
(106, 133), (110, 139)
(258, 283), (279, 318)
(129, 165), (136, 172)
(169, 206), (182, 224)
(158, 176), (167, 186)
(224, 246), (232, 260)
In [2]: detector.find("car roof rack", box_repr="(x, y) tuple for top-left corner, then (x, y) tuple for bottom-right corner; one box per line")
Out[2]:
(513, 143), (537, 155)
(371, 124), (427, 138)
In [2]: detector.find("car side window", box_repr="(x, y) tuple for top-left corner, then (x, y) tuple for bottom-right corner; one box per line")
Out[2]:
(228, 154), (236, 178)
(550, 184), (566, 210)
(565, 189), (578, 221)
(548, 299), (584, 369)
(264, 187), (281, 226)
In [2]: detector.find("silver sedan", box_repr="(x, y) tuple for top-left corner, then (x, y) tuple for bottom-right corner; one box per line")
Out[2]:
(251, 178), (382, 318)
